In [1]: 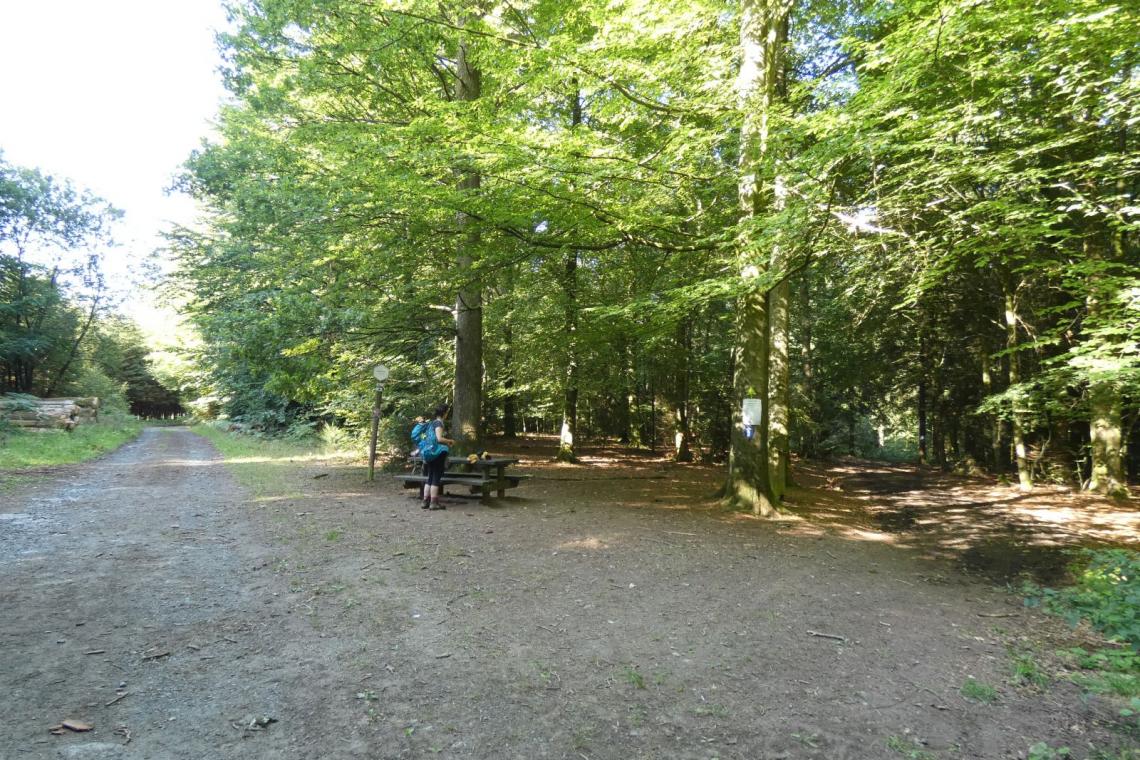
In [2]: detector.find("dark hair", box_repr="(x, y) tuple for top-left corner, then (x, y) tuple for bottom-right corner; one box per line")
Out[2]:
(433, 403), (449, 419)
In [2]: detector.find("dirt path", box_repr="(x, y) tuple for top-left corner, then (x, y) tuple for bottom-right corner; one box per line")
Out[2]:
(2, 428), (303, 759)
(1, 429), (1135, 759)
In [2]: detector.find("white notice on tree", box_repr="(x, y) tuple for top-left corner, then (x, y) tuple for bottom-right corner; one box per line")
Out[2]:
(742, 398), (762, 426)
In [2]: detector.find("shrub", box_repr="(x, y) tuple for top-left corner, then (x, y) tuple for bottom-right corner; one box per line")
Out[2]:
(1025, 549), (1140, 652)
(65, 366), (129, 414)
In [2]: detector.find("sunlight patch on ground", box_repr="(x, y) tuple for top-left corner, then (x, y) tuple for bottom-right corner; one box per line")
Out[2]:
(780, 523), (827, 538)
(558, 536), (609, 551)
(736, 511), (816, 531)
(147, 458), (223, 468)
(1015, 506), (1087, 525)
(557, 457), (669, 470)
(935, 536), (976, 549)
(643, 500), (704, 511)
(322, 489), (374, 498)
(249, 494), (304, 504)
(620, 494), (706, 510)
(837, 527), (898, 543)
(873, 495), (937, 506)
(223, 452), (351, 465)
(1001, 504), (1140, 541)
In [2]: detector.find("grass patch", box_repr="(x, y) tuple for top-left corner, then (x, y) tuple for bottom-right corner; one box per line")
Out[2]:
(1071, 668), (1140, 699)
(886, 735), (936, 760)
(1010, 650), (1050, 689)
(1089, 748), (1140, 760)
(0, 472), (44, 495)
(0, 418), (142, 469)
(620, 665), (646, 689)
(793, 732), (821, 749)
(191, 423), (358, 499)
(960, 677), (998, 703)
(1027, 743), (1071, 760)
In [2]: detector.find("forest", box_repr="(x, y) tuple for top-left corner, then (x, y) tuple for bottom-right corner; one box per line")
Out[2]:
(0, 155), (182, 419)
(161, 0), (1139, 513)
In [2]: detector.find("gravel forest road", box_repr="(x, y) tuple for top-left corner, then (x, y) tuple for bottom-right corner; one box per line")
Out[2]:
(2, 428), (299, 760)
(1, 427), (1133, 760)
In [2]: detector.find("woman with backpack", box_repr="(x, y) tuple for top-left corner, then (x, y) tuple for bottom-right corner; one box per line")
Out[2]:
(419, 403), (455, 510)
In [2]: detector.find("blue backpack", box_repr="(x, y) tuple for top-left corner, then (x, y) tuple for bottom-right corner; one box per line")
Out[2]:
(411, 420), (447, 462)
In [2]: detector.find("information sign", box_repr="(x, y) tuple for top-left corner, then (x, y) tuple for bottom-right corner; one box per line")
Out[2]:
(742, 398), (762, 426)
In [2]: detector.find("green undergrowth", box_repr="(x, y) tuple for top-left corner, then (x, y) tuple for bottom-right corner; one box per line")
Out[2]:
(1023, 548), (1140, 719)
(1023, 549), (1140, 653)
(1028, 741), (1140, 760)
(191, 423), (360, 499)
(0, 417), (142, 469)
(886, 734), (936, 759)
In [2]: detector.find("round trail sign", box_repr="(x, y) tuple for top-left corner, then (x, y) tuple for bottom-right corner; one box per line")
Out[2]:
(372, 364), (390, 382)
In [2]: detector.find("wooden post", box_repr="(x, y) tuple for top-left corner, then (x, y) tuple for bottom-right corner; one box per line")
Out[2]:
(367, 385), (383, 482)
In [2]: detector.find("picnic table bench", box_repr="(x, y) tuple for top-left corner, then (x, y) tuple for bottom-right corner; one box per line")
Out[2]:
(396, 455), (528, 500)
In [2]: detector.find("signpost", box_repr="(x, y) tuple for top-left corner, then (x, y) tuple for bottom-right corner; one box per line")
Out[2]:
(367, 365), (389, 482)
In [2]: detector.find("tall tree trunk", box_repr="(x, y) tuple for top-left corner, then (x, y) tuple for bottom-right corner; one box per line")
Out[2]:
(993, 416), (1007, 474)
(932, 360), (946, 469)
(769, 277), (789, 497)
(503, 320), (517, 438)
(451, 33), (482, 452)
(1050, 403), (1076, 486)
(44, 293), (102, 397)
(767, 16), (791, 501)
(1003, 284), (1032, 490)
(557, 87), (583, 462)
(798, 269), (813, 460)
(557, 248), (580, 461)
(646, 379), (657, 452)
(727, 0), (791, 516)
(1086, 237), (1128, 497)
(1088, 384), (1126, 497)
(618, 339), (633, 444)
(953, 419), (966, 463)
(674, 318), (694, 462)
(1080, 247), (1126, 496)
(980, 346), (1004, 473)
(11, 259), (38, 393)
(917, 332), (928, 466)
(1085, 71), (1131, 499)
(714, 323), (736, 463)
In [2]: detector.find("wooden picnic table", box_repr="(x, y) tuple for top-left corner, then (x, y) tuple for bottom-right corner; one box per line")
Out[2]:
(396, 454), (528, 500)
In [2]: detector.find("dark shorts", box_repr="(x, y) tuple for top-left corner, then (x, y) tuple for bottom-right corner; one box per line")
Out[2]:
(424, 455), (447, 486)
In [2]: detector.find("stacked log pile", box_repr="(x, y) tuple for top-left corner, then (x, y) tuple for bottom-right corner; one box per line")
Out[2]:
(0, 397), (100, 430)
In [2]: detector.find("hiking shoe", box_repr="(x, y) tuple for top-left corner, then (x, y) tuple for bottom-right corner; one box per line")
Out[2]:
(429, 503), (446, 510)
(421, 501), (430, 509)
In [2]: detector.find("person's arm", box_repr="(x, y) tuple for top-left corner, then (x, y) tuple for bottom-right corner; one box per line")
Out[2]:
(434, 420), (456, 446)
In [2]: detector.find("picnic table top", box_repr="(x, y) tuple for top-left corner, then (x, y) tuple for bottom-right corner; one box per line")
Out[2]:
(453, 456), (520, 467)
(409, 454), (521, 467)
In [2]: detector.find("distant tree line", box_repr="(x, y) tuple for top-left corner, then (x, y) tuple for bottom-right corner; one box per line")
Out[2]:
(0, 153), (182, 419)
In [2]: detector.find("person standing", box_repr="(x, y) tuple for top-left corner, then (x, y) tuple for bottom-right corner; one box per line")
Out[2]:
(423, 403), (455, 510)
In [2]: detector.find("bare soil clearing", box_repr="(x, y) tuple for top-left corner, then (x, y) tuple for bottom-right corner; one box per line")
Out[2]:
(1, 428), (1136, 759)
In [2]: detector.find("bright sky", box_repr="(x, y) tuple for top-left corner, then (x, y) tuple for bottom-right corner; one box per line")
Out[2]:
(0, 0), (229, 326)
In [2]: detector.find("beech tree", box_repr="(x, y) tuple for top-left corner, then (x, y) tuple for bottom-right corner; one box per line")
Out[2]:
(172, 0), (1137, 500)
(0, 155), (119, 396)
